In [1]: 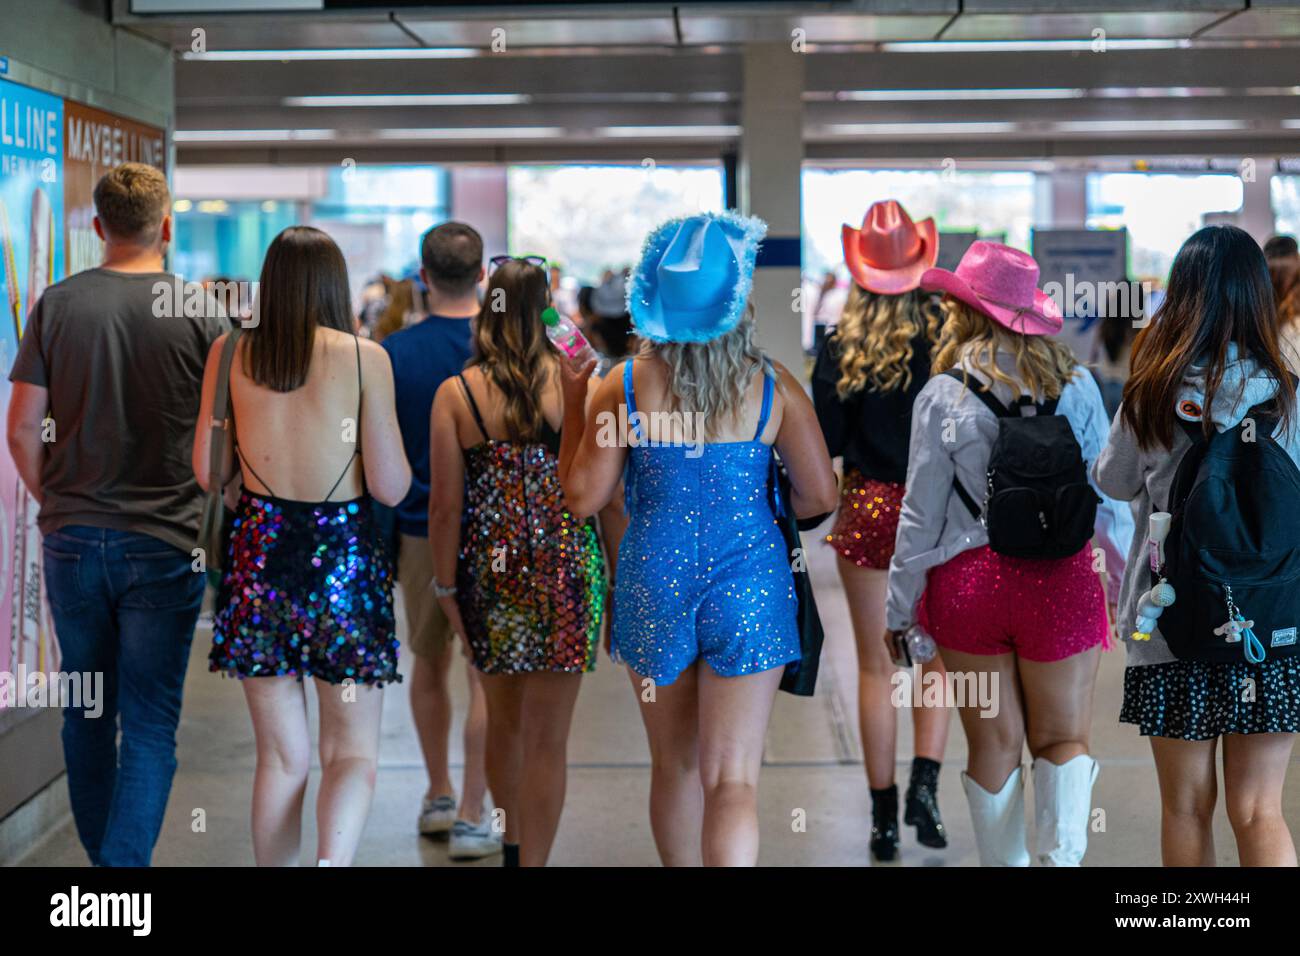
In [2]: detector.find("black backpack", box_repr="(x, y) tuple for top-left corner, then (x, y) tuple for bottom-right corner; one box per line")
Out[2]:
(1156, 400), (1300, 664)
(944, 369), (1098, 560)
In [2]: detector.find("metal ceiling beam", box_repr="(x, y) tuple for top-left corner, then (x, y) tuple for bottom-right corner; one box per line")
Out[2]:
(173, 93), (1299, 135)
(177, 103), (736, 129)
(172, 45), (1300, 109)
(803, 47), (1300, 91)
(175, 129), (1300, 168)
(120, 1), (1300, 51)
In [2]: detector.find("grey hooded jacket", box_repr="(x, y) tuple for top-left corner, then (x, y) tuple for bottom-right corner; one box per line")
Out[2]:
(1093, 345), (1300, 667)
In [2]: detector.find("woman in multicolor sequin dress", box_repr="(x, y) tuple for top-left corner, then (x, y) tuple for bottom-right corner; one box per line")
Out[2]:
(193, 227), (412, 866)
(811, 200), (952, 861)
(558, 212), (839, 866)
(428, 258), (614, 867)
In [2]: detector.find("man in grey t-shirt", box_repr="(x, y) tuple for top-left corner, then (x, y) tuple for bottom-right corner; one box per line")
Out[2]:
(5, 163), (225, 866)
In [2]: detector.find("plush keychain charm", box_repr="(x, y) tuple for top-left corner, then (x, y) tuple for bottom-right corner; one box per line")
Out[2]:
(1132, 579), (1176, 641)
(1219, 585), (1267, 664)
(1213, 615), (1253, 643)
(1132, 512), (1175, 642)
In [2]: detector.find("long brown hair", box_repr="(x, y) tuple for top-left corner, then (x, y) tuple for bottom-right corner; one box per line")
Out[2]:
(1122, 225), (1291, 450)
(468, 258), (552, 441)
(244, 226), (354, 391)
(931, 297), (1077, 400)
(835, 286), (940, 397)
(1271, 256), (1300, 330)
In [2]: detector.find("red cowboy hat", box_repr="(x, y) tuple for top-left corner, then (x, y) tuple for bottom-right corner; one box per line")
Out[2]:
(841, 200), (939, 295)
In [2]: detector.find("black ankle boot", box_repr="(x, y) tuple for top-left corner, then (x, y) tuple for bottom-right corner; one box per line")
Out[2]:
(869, 785), (900, 861)
(904, 757), (947, 849)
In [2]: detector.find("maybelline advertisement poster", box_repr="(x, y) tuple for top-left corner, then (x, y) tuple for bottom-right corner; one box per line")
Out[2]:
(0, 75), (64, 706)
(0, 76), (167, 716)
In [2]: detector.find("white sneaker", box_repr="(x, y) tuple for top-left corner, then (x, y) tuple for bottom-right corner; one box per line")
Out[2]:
(449, 818), (504, 860)
(418, 795), (457, 837)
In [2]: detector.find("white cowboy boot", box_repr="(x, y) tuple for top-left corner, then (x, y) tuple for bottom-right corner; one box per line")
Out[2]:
(962, 767), (1030, 866)
(1032, 754), (1099, 867)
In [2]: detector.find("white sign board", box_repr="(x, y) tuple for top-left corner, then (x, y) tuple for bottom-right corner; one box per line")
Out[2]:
(1031, 228), (1129, 361)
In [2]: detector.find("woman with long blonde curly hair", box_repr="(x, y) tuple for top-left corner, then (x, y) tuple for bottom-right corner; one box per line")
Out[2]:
(558, 211), (837, 865)
(812, 200), (951, 861)
(887, 241), (1132, 866)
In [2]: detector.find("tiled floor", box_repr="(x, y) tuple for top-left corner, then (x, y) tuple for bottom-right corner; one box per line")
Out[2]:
(17, 523), (1293, 866)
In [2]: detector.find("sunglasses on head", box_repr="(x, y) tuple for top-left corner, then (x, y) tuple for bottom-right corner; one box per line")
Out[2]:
(489, 254), (547, 275)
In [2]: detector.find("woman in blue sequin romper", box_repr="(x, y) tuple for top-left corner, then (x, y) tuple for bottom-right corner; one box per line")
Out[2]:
(558, 212), (838, 865)
(193, 227), (412, 866)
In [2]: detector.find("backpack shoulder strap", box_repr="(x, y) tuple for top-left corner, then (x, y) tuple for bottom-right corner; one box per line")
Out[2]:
(1176, 416), (1204, 445)
(208, 328), (242, 493)
(1165, 419), (1211, 514)
(940, 369), (988, 522)
(943, 368), (1010, 418)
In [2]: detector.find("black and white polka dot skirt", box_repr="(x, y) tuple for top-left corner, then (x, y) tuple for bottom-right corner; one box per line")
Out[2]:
(1121, 659), (1300, 740)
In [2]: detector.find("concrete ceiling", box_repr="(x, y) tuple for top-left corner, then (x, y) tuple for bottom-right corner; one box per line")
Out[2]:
(110, 1), (1300, 163)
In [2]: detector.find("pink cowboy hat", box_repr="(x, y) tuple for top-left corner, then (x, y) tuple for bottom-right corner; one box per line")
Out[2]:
(920, 240), (1063, 336)
(841, 200), (939, 295)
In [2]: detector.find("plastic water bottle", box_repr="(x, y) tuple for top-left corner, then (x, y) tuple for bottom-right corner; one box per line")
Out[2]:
(904, 625), (938, 664)
(541, 306), (596, 364)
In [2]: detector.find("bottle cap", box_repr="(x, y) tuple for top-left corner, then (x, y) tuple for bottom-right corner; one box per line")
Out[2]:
(540, 306), (560, 327)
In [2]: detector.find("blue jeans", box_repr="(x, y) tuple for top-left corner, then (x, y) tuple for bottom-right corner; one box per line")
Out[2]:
(42, 526), (204, 866)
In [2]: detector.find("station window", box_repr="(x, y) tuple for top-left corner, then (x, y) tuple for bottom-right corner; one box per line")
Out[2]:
(310, 164), (450, 284)
(506, 164), (725, 284)
(173, 199), (301, 284)
(1085, 172), (1244, 282)
(801, 167), (1038, 278)
(173, 164), (450, 303)
(1272, 175), (1300, 240)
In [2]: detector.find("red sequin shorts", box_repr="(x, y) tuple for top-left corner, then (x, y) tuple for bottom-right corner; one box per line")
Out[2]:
(917, 544), (1108, 662)
(824, 471), (904, 570)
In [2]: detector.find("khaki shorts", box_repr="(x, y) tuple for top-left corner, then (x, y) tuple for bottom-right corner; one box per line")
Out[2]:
(397, 532), (454, 659)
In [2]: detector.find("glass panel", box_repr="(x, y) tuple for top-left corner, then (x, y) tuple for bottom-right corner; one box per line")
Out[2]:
(802, 167), (1038, 278)
(1273, 175), (1300, 239)
(506, 164), (724, 283)
(1085, 172), (1244, 280)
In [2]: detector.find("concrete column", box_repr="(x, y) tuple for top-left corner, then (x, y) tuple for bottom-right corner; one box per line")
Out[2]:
(449, 166), (508, 258)
(1045, 168), (1088, 228)
(738, 42), (805, 375)
(1240, 158), (1277, 245)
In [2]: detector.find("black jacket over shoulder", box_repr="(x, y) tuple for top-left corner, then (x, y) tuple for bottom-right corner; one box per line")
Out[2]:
(812, 329), (933, 485)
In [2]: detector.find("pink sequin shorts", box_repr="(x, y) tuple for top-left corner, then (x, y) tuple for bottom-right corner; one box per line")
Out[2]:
(825, 472), (904, 570)
(917, 544), (1107, 662)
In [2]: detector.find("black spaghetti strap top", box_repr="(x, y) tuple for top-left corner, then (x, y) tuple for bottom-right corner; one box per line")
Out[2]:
(233, 334), (364, 502)
(457, 372), (562, 456)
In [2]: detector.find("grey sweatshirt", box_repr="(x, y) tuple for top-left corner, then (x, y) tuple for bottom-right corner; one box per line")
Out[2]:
(1092, 345), (1300, 666)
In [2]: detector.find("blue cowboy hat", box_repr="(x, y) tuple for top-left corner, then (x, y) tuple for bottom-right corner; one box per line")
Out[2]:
(627, 210), (767, 343)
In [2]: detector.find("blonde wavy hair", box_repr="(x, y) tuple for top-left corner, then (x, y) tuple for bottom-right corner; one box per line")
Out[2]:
(640, 304), (768, 439)
(834, 285), (941, 397)
(931, 297), (1078, 400)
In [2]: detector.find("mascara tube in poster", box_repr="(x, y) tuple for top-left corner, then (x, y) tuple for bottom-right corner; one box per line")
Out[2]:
(16, 188), (54, 669)
(28, 188), (52, 319)
(0, 198), (20, 336)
